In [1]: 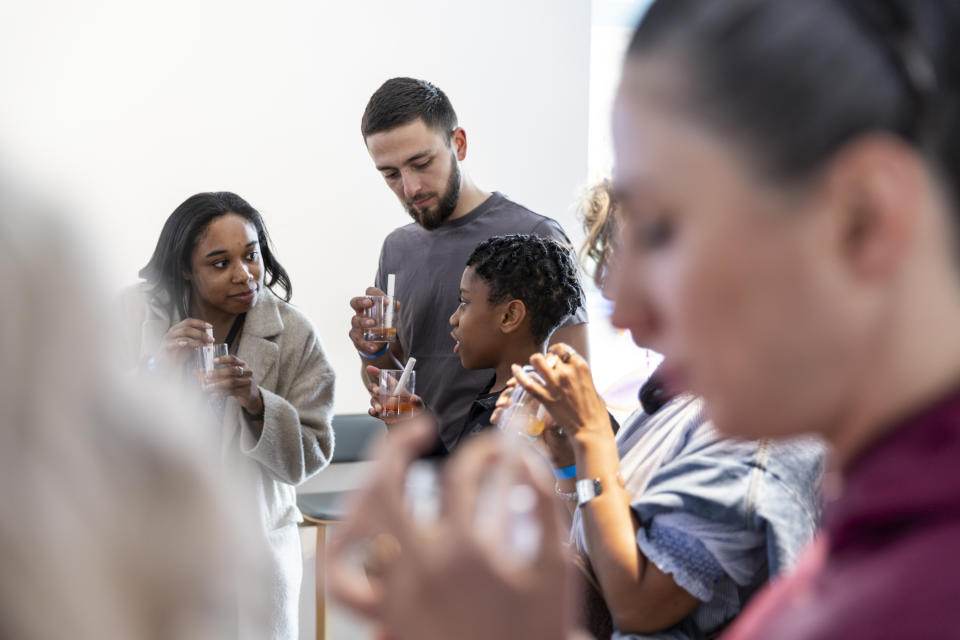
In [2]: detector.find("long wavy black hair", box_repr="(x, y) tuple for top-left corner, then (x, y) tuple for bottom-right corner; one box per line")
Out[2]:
(139, 191), (292, 319)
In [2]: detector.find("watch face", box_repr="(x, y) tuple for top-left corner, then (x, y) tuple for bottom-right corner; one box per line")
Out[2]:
(576, 478), (603, 505)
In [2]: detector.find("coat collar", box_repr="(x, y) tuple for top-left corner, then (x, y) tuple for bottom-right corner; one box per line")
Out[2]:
(243, 289), (284, 340)
(236, 290), (284, 391)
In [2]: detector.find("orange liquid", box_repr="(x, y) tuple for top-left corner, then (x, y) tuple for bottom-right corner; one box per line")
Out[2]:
(364, 327), (397, 342)
(382, 395), (415, 415)
(523, 416), (547, 437)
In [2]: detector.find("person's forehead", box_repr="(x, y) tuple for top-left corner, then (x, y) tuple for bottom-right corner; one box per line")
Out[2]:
(460, 265), (477, 288)
(612, 79), (741, 205)
(198, 214), (257, 246)
(367, 119), (445, 163)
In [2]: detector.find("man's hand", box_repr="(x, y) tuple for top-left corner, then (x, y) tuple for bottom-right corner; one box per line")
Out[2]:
(350, 286), (389, 356)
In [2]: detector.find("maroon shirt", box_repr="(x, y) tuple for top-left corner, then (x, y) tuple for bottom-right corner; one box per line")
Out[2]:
(724, 390), (960, 640)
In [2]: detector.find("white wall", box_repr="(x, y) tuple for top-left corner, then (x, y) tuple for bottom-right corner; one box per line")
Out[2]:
(0, 0), (592, 415)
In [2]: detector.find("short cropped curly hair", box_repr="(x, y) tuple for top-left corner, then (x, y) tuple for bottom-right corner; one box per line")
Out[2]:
(466, 234), (584, 344)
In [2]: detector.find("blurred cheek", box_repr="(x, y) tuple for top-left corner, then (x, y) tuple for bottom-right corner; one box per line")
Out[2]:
(608, 254), (641, 328)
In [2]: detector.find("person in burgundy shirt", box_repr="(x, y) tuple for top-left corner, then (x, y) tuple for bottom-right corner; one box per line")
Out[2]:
(608, 1), (960, 639)
(723, 393), (960, 640)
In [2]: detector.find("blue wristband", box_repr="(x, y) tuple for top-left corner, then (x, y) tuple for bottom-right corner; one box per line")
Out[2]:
(359, 344), (390, 360)
(553, 464), (577, 480)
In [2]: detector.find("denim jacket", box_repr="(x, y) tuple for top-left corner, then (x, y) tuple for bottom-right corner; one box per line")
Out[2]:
(571, 395), (825, 639)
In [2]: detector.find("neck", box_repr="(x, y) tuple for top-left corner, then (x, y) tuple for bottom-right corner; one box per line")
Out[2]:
(189, 296), (238, 344)
(830, 266), (960, 468)
(492, 340), (545, 392)
(447, 175), (491, 222)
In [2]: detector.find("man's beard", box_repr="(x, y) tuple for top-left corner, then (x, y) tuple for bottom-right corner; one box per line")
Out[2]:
(405, 154), (461, 231)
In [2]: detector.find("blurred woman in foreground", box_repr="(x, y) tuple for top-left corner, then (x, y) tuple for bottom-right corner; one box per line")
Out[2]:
(613, 1), (960, 637)
(0, 187), (266, 638)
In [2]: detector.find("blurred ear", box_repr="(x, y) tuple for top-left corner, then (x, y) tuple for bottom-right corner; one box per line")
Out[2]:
(451, 127), (467, 161)
(500, 300), (527, 335)
(824, 134), (922, 281)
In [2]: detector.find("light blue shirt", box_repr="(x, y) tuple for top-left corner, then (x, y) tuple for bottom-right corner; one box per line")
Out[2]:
(571, 395), (825, 639)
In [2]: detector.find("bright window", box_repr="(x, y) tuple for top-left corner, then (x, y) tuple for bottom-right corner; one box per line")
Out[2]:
(584, 0), (660, 421)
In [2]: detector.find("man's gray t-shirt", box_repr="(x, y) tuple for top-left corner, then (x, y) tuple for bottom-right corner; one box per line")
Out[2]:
(375, 192), (589, 450)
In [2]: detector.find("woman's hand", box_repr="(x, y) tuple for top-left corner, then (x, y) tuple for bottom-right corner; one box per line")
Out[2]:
(540, 424), (576, 469)
(157, 318), (213, 369)
(511, 344), (611, 449)
(492, 379), (575, 469)
(205, 355), (263, 416)
(365, 365), (425, 425)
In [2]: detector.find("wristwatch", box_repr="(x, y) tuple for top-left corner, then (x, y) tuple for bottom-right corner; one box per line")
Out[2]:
(575, 474), (625, 506)
(575, 478), (604, 506)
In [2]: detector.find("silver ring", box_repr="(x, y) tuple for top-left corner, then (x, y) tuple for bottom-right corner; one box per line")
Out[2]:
(556, 427), (565, 436)
(237, 366), (244, 377)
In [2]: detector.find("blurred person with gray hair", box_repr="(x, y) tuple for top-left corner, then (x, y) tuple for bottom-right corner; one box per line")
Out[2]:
(0, 184), (269, 638)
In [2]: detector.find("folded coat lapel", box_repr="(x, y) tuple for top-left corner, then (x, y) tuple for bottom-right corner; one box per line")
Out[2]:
(141, 295), (177, 360)
(237, 292), (284, 391)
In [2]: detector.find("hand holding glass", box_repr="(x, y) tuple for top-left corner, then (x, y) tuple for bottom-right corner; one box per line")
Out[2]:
(195, 343), (228, 386)
(379, 369), (416, 418)
(498, 365), (552, 439)
(363, 295), (398, 343)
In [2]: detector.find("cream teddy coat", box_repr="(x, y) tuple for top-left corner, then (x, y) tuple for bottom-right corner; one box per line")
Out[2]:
(123, 283), (335, 639)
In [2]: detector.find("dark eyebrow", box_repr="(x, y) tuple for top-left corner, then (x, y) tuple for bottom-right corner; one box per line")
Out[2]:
(376, 151), (433, 172)
(205, 240), (258, 259)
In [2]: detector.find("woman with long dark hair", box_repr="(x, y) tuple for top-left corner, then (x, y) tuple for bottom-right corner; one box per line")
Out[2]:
(125, 191), (334, 639)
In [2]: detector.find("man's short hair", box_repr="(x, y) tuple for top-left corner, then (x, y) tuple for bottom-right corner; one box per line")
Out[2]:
(466, 234), (584, 345)
(361, 77), (459, 140)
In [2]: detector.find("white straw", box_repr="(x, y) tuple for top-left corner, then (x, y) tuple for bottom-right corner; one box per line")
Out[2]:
(386, 273), (396, 298)
(396, 356), (416, 395)
(385, 273), (396, 327)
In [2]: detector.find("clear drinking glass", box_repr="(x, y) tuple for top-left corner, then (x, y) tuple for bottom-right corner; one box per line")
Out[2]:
(379, 369), (416, 418)
(498, 365), (551, 439)
(363, 295), (398, 343)
(195, 343), (228, 385)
